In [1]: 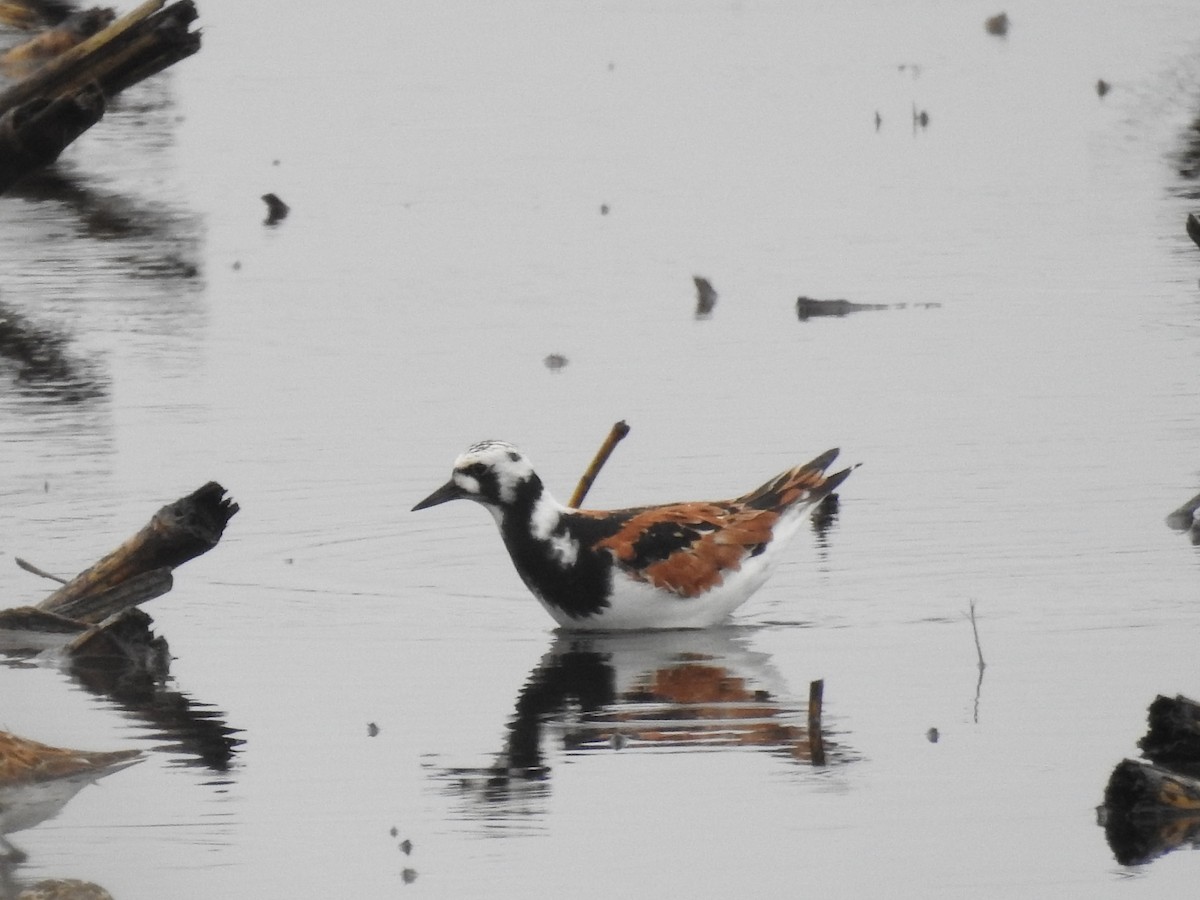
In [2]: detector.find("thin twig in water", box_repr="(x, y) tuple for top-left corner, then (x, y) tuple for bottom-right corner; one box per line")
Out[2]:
(569, 420), (631, 508)
(968, 600), (986, 671)
(14, 556), (67, 584)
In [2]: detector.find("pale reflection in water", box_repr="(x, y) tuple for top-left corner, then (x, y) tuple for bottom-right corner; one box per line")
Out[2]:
(435, 629), (851, 829)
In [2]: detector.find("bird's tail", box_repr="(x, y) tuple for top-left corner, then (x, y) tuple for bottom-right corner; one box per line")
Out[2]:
(738, 448), (855, 511)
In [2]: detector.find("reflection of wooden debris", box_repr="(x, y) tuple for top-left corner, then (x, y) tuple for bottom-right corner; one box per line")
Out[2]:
(0, 729), (141, 861)
(692, 275), (717, 319)
(261, 192), (288, 225)
(1186, 214), (1200, 251)
(1100, 693), (1200, 865)
(984, 12), (1009, 36)
(0, 0), (202, 194)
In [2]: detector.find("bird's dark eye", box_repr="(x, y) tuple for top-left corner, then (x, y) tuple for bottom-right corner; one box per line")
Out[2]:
(462, 463), (487, 478)
(507, 451), (521, 463)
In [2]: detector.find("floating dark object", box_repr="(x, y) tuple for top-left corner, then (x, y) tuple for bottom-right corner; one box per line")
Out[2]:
(543, 353), (568, 372)
(1186, 214), (1200, 251)
(399, 838), (413, 855)
(367, 722), (380, 737)
(262, 192), (289, 225)
(599, 203), (609, 215)
(796, 295), (889, 320)
(693, 275), (717, 319)
(984, 12), (1009, 36)
(874, 110), (881, 131)
(1096, 79), (1111, 98)
(912, 105), (929, 129)
(926, 727), (939, 743)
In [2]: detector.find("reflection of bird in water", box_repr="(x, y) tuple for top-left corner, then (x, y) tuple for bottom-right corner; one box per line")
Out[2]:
(0, 731), (141, 862)
(434, 630), (848, 819)
(413, 441), (854, 630)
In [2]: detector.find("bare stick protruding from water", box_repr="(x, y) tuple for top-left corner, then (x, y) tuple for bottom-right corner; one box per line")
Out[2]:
(968, 600), (986, 671)
(808, 678), (826, 767)
(569, 420), (631, 508)
(14, 557), (68, 584)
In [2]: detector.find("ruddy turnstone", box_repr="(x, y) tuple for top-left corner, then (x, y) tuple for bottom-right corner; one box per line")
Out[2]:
(413, 441), (853, 630)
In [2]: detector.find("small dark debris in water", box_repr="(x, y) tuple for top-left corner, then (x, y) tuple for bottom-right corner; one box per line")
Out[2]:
(232, 260), (242, 271)
(912, 105), (929, 130)
(283, 557), (293, 565)
(1186, 214), (1200, 251)
(401, 868), (418, 884)
(693, 275), (717, 319)
(796, 295), (888, 320)
(874, 110), (882, 131)
(262, 192), (289, 225)
(599, 203), (609, 215)
(1096, 79), (1111, 98)
(607, 61), (615, 71)
(272, 159), (280, 166)
(543, 353), (568, 372)
(984, 12), (1009, 36)
(927, 727), (940, 743)
(897, 63), (921, 78)
(367, 722), (380, 737)
(399, 838), (413, 855)
(389, 826), (398, 838)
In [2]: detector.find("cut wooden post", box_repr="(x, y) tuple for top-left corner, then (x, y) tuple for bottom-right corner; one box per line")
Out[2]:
(569, 420), (630, 508)
(808, 678), (826, 767)
(37, 482), (238, 623)
(1105, 758), (1200, 814)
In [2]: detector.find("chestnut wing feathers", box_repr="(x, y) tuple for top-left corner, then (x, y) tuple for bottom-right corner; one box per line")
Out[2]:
(584, 449), (847, 599)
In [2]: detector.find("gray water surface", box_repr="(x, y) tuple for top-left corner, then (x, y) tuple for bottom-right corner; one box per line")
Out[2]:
(2, 1), (1200, 897)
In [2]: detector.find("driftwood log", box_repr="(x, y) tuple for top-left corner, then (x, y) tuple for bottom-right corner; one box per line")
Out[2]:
(1102, 759), (1200, 865)
(0, 482), (237, 656)
(1100, 694), (1200, 865)
(0, 0), (200, 193)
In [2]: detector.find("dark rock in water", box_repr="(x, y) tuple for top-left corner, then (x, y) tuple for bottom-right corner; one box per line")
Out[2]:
(262, 193), (289, 225)
(795, 296), (889, 320)
(985, 12), (1009, 36)
(693, 275), (717, 319)
(543, 353), (568, 372)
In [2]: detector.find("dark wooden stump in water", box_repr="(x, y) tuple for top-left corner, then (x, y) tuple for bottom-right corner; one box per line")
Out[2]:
(36, 481), (238, 624)
(1138, 694), (1200, 764)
